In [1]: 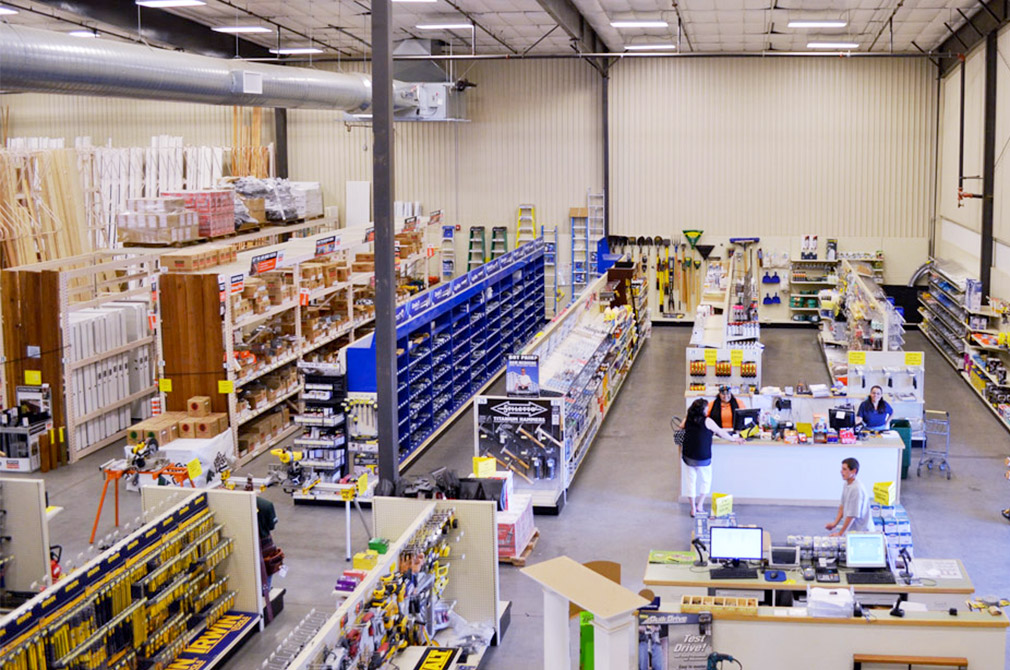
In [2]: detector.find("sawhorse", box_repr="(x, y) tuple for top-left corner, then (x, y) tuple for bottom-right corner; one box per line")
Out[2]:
(91, 459), (194, 544)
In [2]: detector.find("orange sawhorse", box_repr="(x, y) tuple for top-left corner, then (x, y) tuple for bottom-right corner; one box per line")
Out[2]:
(90, 461), (194, 544)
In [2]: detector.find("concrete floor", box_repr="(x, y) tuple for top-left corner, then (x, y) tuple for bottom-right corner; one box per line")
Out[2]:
(15, 327), (1010, 668)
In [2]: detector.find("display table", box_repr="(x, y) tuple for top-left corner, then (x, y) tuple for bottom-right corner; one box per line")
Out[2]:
(680, 433), (904, 506)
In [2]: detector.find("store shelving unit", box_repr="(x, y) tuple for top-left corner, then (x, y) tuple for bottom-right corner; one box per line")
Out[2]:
(570, 208), (590, 292)
(290, 362), (348, 499)
(544, 226), (560, 317)
(587, 190), (605, 275)
(346, 238), (546, 470)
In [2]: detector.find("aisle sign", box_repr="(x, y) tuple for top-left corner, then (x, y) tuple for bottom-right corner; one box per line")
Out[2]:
(703, 349), (717, 365)
(847, 351), (866, 366)
(904, 351), (924, 366)
(730, 350), (743, 367)
(250, 251), (282, 275)
(395, 305), (408, 325)
(230, 274), (245, 295)
(432, 284), (452, 305)
(315, 235), (338, 257)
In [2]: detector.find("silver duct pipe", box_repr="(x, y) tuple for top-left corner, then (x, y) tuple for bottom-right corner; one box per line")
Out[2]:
(0, 24), (417, 112)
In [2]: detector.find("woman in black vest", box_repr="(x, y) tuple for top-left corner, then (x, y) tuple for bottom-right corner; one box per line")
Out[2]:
(680, 398), (743, 516)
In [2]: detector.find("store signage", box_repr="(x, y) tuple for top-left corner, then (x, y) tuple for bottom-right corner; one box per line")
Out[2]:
(230, 274), (244, 295)
(475, 396), (563, 482)
(411, 647), (459, 670)
(429, 210), (443, 225)
(451, 274), (470, 294)
(637, 611), (711, 670)
(315, 235), (338, 257)
(403, 216), (418, 232)
(485, 258), (501, 275)
(177, 611), (258, 662)
(505, 354), (539, 397)
(489, 400), (548, 418)
(363, 226), (375, 243)
(250, 251), (282, 275)
(470, 265), (486, 282)
(395, 305), (408, 325)
(432, 284), (452, 304)
(409, 293), (432, 317)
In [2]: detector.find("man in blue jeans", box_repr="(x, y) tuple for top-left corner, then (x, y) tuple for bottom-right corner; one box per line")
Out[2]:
(639, 624), (665, 669)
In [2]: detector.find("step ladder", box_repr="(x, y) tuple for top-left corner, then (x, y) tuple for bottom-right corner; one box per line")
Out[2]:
(440, 224), (456, 278)
(490, 226), (509, 259)
(467, 226), (486, 271)
(570, 207), (589, 291)
(587, 190), (605, 273)
(516, 204), (536, 247)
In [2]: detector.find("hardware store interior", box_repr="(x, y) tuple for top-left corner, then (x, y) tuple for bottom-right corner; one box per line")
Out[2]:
(1, 1), (1010, 669)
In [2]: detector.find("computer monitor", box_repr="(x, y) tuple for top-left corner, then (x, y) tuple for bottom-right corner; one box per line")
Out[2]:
(733, 408), (761, 433)
(709, 527), (764, 564)
(829, 406), (856, 431)
(845, 532), (888, 569)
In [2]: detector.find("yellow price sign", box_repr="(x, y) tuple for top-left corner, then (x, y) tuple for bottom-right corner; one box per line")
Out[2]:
(218, 380), (235, 394)
(356, 472), (369, 496)
(703, 349), (718, 365)
(186, 458), (203, 480)
(24, 370), (41, 386)
(473, 456), (497, 478)
(904, 351), (923, 367)
(730, 350), (743, 367)
(159, 378), (173, 393)
(847, 351), (866, 366)
(340, 487), (356, 501)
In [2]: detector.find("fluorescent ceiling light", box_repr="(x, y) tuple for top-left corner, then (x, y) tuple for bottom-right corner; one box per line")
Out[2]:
(394, 0), (438, 3)
(270, 47), (324, 55)
(788, 20), (847, 28)
(0, 6), (18, 15)
(624, 44), (677, 50)
(807, 41), (858, 49)
(136, 0), (206, 7)
(68, 30), (98, 37)
(213, 26), (273, 34)
(610, 20), (669, 28)
(416, 23), (472, 30)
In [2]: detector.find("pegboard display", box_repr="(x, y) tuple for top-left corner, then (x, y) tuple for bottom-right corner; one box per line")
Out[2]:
(685, 346), (763, 392)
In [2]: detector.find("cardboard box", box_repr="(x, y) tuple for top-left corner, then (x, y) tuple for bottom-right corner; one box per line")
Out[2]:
(497, 494), (535, 558)
(196, 413), (227, 439)
(178, 418), (199, 439)
(187, 396), (212, 417)
(873, 481), (896, 505)
(352, 262), (374, 273)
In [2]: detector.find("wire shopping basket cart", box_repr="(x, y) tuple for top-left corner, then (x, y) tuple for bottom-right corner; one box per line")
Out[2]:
(917, 409), (951, 479)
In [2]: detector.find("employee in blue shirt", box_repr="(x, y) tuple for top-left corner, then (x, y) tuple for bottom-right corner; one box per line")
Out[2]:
(856, 385), (893, 430)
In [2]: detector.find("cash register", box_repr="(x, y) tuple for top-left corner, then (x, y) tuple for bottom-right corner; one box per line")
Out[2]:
(843, 532), (896, 585)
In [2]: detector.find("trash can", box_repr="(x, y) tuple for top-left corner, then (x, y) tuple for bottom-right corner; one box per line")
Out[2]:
(891, 419), (912, 480)
(579, 611), (594, 670)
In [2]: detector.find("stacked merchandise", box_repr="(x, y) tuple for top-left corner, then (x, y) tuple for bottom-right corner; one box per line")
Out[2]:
(160, 242), (237, 272)
(236, 366), (299, 424)
(291, 363), (348, 490)
(161, 190), (234, 238)
(127, 394), (228, 446)
(116, 197), (200, 245)
(871, 502), (914, 560)
(492, 472), (535, 560)
(229, 177), (299, 222)
(69, 302), (155, 451)
(290, 182), (324, 220)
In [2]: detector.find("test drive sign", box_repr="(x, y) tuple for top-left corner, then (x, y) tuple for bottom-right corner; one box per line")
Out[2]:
(412, 647), (459, 670)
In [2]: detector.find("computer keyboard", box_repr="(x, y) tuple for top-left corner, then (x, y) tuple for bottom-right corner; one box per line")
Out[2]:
(845, 571), (897, 585)
(710, 567), (759, 580)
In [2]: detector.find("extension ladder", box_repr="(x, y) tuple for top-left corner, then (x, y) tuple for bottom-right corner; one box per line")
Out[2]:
(467, 226), (486, 270)
(516, 205), (536, 247)
(490, 226), (509, 259)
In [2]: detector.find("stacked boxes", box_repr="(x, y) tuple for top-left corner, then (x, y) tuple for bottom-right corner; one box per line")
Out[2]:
(290, 182), (324, 219)
(237, 406), (291, 456)
(497, 493), (535, 558)
(352, 253), (374, 273)
(177, 395), (227, 440)
(161, 243), (237, 272)
(395, 230), (424, 260)
(236, 366), (298, 418)
(161, 190), (235, 238)
(872, 503), (914, 556)
(117, 197), (200, 245)
(126, 411), (188, 447)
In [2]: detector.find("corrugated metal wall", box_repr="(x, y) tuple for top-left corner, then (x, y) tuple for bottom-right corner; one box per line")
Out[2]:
(993, 27), (1010, 247)
(609, 57), (936, 240)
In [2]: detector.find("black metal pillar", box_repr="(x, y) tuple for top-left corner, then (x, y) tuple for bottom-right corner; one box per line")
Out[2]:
(274, 109), (289, 179)
(601, 66), (610, 237)
(981, 31), (997, 295)
(372, 0), (399, 483)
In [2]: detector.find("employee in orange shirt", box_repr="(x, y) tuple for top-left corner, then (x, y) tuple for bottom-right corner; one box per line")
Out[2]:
(707, 385), (746, 429)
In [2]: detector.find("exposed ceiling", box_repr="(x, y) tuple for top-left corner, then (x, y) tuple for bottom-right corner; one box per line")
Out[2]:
(0, 0), (992, 57)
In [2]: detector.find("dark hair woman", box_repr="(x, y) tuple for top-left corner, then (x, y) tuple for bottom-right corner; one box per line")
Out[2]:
(680, 398), (742, 517)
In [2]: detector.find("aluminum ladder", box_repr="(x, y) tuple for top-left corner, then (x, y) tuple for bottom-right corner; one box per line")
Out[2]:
(516, 204), (536, 247)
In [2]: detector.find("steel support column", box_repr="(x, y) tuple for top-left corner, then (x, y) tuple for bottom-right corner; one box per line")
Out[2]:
(274, 108), (289, 179)
(372, 0), (399, 483)
(602, 67), (610, 237)
(981, 31), (997, 295)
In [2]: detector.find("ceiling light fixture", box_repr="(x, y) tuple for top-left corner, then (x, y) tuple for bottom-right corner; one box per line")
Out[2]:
(136, 1), (207, 8)
(0, 6), (18, 15)
(394, 0), (438, 3)
(416, 23), (473, 30)
(610, 20), (669, 28)
(68, 30), (99, 37)
(624, 43), (677, 50)
(788, 20), (847, 28)
(270, 47), (324, 55)
(213, 26), (273, 34)
(807, 41), (858, 49)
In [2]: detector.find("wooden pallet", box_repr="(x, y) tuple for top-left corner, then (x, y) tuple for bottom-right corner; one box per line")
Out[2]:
(500, 529), (539, 567)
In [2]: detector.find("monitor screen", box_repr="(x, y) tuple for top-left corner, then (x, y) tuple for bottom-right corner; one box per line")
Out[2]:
(845, 532), (888, 568)
(709, 527), (764, 562)
(733, 408), (761, 433)
(829, 407), (856, 431)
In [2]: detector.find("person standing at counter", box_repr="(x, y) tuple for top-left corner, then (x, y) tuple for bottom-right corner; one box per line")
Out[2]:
(856, 385), (893, 431)
(707, 385), (746, 429)
(681, 398), (744, 517)
(826, 457), (874, 535)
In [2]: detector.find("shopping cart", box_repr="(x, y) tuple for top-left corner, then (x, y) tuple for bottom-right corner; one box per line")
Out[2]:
(917, 409), (951, 479)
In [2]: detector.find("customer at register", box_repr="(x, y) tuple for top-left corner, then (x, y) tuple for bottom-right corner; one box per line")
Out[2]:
(706, 385), (746, 429)
(825, 457), (874, 536)
(681, 398), (744, 517)
(856, 385), (893, 431)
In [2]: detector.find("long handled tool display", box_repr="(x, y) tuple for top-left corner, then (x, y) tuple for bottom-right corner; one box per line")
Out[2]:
(682, 230), (704, 311)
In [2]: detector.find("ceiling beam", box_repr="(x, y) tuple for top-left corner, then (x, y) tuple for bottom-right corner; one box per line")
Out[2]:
(532, 0), (609, 54)
(32, 0), (273, 58)
(936, 0), (1008, 75)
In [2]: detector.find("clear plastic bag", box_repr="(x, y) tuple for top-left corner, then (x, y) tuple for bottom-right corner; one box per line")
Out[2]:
(445, 611), (495, 656)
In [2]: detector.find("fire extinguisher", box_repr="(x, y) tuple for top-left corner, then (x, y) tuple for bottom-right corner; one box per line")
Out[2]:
(49, 545), (62, 583)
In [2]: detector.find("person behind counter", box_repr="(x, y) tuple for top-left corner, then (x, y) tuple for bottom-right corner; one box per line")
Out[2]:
(707, 385), (746, 429)
(825, 457), (874, 536)
(681, 398), (744, 517)
(856, 385), (893, 431)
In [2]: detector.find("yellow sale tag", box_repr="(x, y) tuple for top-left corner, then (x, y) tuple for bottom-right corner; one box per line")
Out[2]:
(24, 370), (41, 385)
(159, 378), (173, 393)
(847, 351), (866, 365)
(341, 487), (356, 501)
(473, 456), (497, 477)
(703, 349), (718, 365)
(356, 472), (368, 496)
(904, 351), (923, 366)
(186, 458), (202, 480)
(730, 350), (743, 366)
(218, 380), (235, 394)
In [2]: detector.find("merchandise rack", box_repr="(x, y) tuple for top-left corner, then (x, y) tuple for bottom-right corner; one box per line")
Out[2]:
(290, 361), (349, 501)
(346, 238), (546, 469)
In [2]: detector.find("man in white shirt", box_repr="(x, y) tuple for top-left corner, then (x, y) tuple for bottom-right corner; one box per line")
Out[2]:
(516, 367), (533, 392)
(825, 457), (874, 536)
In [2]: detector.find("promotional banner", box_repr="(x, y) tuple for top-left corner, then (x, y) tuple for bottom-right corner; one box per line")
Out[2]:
(637, 612), (712, 670)
(475, 396), (563, 483)
(505, 355), (540, 397)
